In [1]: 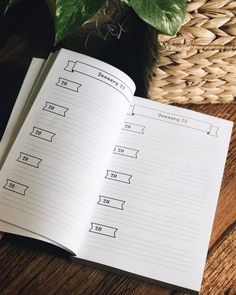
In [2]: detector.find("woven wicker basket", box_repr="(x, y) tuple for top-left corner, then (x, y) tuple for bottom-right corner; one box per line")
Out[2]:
(148, 0), (236, 104)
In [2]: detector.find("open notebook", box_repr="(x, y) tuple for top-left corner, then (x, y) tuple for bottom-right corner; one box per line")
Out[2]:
(0, 49), (233, 294)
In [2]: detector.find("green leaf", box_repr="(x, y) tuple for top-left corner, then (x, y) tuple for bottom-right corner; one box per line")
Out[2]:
(121, 0), (186, 35)
(55, 0), (107, 44)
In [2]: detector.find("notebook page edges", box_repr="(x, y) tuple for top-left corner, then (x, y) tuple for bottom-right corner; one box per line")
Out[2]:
(0, 57), (64, 247)
(78, 96), (233, 291)
(0, 58), (45, 167)
(0, 49), (135, 253)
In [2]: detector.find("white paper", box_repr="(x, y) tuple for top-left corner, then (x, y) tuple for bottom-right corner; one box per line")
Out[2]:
(0, 49), (233, 292)
(0, 56), (68, 247)
(78, 96), (233, 292)
(0, 49), (135, 253)
(0, 58), (45, 166)
(0, 58), (45, 241)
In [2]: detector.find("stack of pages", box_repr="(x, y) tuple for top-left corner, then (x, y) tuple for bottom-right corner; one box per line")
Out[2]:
(0, 49), (233, 294)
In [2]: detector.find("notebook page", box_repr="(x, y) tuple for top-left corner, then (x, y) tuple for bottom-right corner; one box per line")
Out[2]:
(0, 49), (135, 253)
(0, 52), (59, 168)
(0, 58), (45, 167)
(0, 57), (60, 245)
(0, 57), (45, 240)
(78, 96), (233, 292)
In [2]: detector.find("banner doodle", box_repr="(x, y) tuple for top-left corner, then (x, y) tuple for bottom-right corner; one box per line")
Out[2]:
(122, 122), (145, 134)
(17, 152), (42, 168)
(3, 179), (28, 196)
(105, 170), (132, 184)
(30, 127), (55, 142)
(89, 222), (118, 238)
(132, 105), (219, 137)
(43, 102), (69, 117)
(97, 195), (125, 210)
(113, 145), (139, 158)
(64, 60), (132, 102)
(56, 78), (81, 92)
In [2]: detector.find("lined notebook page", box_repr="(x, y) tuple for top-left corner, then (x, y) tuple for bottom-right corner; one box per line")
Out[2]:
(0, 57), (60, 245)
(79, 96), (233, 292)
(0, 49), (135, 253)
(0, 58), (45, 166)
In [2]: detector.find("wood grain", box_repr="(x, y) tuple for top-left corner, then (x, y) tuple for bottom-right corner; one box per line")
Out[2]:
(200, 225), (236, 295)
(0, 1), (236, 294)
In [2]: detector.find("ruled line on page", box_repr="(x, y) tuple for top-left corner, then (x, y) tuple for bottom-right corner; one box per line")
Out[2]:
(0, 197), (78, 235)
(94, 213), (198, 243)
(1, 190), (84, 231)
(85, 242), (192, 273)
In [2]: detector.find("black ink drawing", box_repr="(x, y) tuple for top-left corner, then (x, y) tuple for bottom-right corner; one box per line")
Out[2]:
(122, 122), (145, 134)
(113, 145), (139, 159)
(64, 59), (132, 103)
(43, 102), (69, 117)
(131, 104), (219, 137)
(97, 195), (125, 210)
(3, 179), (28, 196)
(127, 104), (135, 116)
(89, 222), (118, 238)
(64, 60), (76, 72)
(30, 127), (55, 142)
(17, 152), (42, 168)
(56, 77), (81, 92)
(105, 170), (132, 184)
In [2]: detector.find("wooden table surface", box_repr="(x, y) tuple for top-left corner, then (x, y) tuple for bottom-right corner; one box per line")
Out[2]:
(0, 2), (236, 294)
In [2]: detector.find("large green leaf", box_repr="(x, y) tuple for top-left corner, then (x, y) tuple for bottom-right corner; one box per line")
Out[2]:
(55, 0), (107, 44)
(121, 0), (186, 35)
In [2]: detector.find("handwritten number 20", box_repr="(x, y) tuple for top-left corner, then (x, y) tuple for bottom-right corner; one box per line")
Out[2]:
(48, 105), (55, 110)
(61, 80), (67, 86)
(103, 199), (110, 204)
(22, 156), (29, 162)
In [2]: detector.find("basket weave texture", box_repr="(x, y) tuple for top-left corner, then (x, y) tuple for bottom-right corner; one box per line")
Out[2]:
(148, 0), (236, 104)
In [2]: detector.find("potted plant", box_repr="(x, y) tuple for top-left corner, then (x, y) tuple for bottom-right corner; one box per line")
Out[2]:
(2, 0), (186, 42)
(1, 0), (186, 96)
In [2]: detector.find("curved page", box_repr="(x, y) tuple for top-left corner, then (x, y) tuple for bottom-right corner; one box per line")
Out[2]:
(0, 49), (135, 254)
(0, 57), (45, 241)
(78, 96), (233, 293)
(0, 57), (61, 246)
